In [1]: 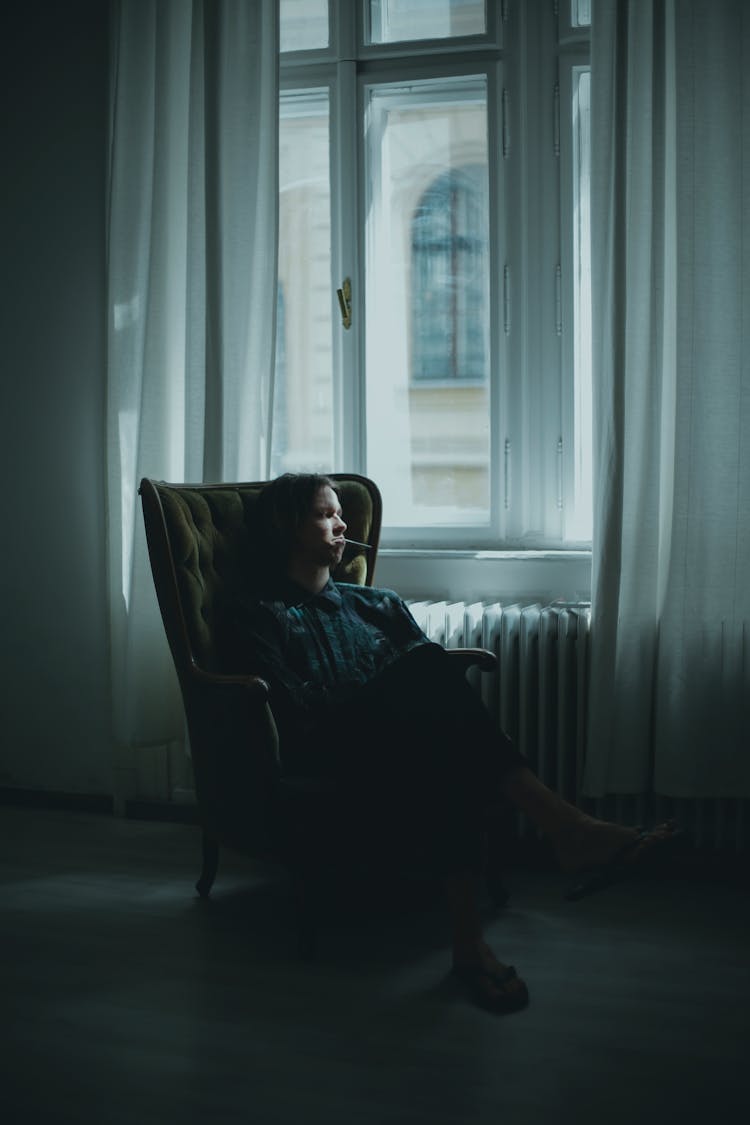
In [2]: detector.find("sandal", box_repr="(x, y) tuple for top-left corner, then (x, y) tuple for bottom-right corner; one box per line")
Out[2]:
(452, 962), (530, 1014)
(564, 824), (685, 902)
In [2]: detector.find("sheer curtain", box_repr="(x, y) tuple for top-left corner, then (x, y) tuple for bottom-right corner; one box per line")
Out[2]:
(586, 0), (750, 799)
(106, 0), (278, 796)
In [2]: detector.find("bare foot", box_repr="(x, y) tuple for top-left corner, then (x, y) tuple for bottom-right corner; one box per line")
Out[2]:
(553, 814), (676, 874)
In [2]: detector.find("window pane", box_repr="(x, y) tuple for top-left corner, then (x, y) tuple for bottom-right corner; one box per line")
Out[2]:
(571, 0), (591, 28)
(280, 0), (329, 52)
(364, 76), (490, 527)
(272, 90), (334, 477)
(369, 0), (486, 44)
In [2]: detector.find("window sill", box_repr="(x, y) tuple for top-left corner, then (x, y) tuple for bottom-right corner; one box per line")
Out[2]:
(373, 548), (592, 604)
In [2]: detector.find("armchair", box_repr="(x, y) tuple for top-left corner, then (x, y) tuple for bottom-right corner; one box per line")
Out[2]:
(139, 473), (503, 953)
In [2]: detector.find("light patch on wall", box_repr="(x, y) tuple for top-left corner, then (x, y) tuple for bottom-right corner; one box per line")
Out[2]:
(118, 408), (138, 611)
(113, 293), (141, 331)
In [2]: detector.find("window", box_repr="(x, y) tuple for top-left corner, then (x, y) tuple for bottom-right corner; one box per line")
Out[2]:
(411, 165), (488, 384)
(275, 0), (592, 548)
(272, 87), (334, 476)
(364, 76), (491, 525)
(279, 0), (329, 51)
(369, 0), (487, 44)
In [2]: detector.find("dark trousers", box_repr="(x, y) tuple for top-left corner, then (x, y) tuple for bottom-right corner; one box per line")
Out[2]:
(291, 643), (525, 873)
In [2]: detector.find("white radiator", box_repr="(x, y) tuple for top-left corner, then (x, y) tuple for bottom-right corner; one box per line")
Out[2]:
(410, 599), (748, 851)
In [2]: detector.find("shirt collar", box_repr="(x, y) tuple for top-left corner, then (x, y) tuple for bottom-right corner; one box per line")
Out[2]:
(273, 574), (342, 610)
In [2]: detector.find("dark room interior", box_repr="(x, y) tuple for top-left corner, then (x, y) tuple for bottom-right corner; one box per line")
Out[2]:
(1, 3), (748, 1124)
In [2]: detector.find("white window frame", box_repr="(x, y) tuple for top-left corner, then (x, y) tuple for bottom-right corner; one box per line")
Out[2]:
(279, 0), (592, 596)
(559, 51), (592, 547)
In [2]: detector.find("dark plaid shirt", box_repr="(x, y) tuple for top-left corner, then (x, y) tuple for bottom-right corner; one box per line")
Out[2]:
(225, 577), (431, 736)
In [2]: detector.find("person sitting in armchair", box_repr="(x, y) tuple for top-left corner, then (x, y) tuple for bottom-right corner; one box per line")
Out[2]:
(224, 472), (678, 1015)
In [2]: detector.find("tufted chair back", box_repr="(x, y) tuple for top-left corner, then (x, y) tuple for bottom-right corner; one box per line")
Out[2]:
(140, 475), (382, 680)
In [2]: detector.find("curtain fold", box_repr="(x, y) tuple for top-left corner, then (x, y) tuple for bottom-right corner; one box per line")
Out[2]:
(106, 0), (278, 760)
(586, 0), (750, 798)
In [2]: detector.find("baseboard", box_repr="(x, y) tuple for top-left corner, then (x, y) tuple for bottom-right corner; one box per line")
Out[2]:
(0, 786), (198, 826)
(124, 799), (199, 825)
(0, 786), (113, 815)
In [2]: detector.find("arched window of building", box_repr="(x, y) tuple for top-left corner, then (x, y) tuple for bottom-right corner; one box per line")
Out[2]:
(410, 163), (488, 382)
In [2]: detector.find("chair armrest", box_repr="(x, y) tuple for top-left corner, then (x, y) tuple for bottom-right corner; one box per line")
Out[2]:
(186, 663), (271, 700)
(182, 666), (278, 771)
(443, 647), (498, 673)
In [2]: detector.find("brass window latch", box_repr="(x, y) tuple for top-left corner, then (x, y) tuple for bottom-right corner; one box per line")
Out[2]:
(336, 277), (352, 329)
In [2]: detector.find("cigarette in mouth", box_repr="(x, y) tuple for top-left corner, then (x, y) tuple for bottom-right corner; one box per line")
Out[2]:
(343, 538), (372, 551)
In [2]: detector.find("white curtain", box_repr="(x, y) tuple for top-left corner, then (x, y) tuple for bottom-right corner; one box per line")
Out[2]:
(586, 0), (750, 798)
(106, 0), (278, 763)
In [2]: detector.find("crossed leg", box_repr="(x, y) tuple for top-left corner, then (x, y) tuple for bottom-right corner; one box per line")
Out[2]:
(445, 765), (677, 1013)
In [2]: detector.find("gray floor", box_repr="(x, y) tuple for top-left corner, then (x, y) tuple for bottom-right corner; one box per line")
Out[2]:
(1, 806), (748, 1125)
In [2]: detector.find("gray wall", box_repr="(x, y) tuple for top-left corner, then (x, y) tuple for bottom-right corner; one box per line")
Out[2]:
(0, 2), (112, 794)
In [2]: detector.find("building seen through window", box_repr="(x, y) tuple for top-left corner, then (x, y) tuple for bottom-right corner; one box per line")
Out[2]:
(411, 165), (488, 383)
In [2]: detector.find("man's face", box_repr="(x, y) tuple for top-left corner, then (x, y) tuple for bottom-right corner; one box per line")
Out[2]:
(291, 485), (347, 570)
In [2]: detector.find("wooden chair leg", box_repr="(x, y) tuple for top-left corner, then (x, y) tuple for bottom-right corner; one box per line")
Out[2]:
(196, 831), (219, 898)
